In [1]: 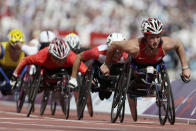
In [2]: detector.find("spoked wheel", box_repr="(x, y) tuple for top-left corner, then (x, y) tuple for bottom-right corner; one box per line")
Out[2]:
(111, 74), (124, 123)
(157, 71), (170, 125)
(77, 69), (92, 120)
(168, 89), (175, 125)
(51, 101), (57, 115)
(165, 72), (175, 125)
(129, 96), (137, 122)
(16, 75), (27, 113)
(111, 65), (132, 123)
(16, 85), (26, 113)
(64, 88), (71, 119)
(40, 90), (50, 115)
(26, 71), (42, 117)
(119, 102), (125, 123)
(87, 95), (93, 117)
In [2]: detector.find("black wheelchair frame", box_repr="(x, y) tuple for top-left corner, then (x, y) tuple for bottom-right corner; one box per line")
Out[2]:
(25, 66), (71, 119)
(77, 60), (124, 120)
(111, 58), (175, 125)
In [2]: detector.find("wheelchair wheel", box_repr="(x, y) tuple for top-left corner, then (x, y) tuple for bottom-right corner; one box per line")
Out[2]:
(111, 73), (124, 123)
(77, 69), (92, 120)
(158, 71), (170, 125)
(87, 95), (93, 117)
(64, 88), (71, 119)
(16, 85), (26, 113)
(165, 72), (175, 125)
(16, 75), (26, 113)
(129, 97), (137, 122)
(168, 88), (175, 125)
(40, 90), (50, 115)
(27, 71), (42, 117)
(119, 102), (125, 123)
(111, 66), (132, 123)
(51, 101), (57, 115)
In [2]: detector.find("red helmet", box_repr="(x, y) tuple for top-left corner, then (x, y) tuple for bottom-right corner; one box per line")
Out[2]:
(141, 18), (164, 35)
(49, 38), (70, 59)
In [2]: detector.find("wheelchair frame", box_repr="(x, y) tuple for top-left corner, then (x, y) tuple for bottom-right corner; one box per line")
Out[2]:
(77, 60), (124, 120)
(25, 66), (71, 119)
(111, 59), (175, 125)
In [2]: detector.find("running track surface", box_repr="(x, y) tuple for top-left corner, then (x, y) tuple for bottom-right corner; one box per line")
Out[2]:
(0, 101), (195, 131)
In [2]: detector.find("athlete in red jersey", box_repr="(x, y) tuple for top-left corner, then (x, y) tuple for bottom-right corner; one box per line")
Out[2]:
(101, 18), (190, 81)
(71, 33), (128, 100)
(11, 38), (87, 87)
(101, 18), (191, 120)
(71, 33), (128, 85)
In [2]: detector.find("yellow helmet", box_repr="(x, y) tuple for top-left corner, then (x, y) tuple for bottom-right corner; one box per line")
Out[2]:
(8, 29), (25, 44)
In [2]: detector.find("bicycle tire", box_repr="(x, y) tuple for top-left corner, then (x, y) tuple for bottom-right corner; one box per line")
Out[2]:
(111, 73), (124, 123)
(64, 88), (70, 119)
(165, 71), (175, 125)
(51, 101), (57, 115)
(129, 97), (137, 122)
(158, 70), (169, 125)
(77, 70), (92, 120)
(26, 72), (42, 117)
(40, 90), (50, 115)
(119, 102), (125, 123)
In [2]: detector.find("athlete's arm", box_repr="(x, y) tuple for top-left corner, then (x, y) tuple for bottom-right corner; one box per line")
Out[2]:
(13, 50), (44, 77)
(162, 36), (190, 79)
(71, 48), (98, 78)
(21, 44), (39, 56)
(162, 37), (189, 69)
(105, 39), (139, 66)
(71, 53), (85, 78)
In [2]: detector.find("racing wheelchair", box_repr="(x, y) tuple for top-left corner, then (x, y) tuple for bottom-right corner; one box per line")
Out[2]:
(0, 65), (29, 113)
(111, 57), (175, 125)
(13, 65), (35, 113)
(25, 66), (72, 119)
(77, 60), (125, 121)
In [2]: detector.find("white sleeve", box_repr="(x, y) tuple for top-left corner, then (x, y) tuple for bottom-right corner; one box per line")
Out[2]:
(21, 44), (39, 56)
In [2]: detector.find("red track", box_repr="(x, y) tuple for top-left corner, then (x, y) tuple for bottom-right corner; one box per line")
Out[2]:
(0, 101), (195, 131)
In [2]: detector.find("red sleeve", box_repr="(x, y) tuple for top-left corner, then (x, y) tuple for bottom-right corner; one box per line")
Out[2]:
(82, 47), (99, 61)
(67, 51), (87, 75)
(13, 55), (37, 77)
(13, 48), (48, 77)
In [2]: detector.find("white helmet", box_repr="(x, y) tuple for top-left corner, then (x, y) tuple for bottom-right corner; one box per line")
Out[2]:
(141, 18), (164, 35)
(49, 38), (70, 60)
(39, 31), (56, 43)
(65, 33), (80, 52)
(106, 33), (126, 46)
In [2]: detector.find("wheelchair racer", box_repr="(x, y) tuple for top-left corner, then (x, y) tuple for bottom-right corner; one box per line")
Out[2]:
(100, 17), (191, 117)
(51, 33), (93, 117)
(101, 17), (190, 82)
(11, 38), (87, 90)
(70, 32), (128, 100)
(0, 29), (26, 95)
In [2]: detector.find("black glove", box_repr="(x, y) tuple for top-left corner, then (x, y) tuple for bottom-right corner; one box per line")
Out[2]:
(10, 75), (18, 90)
(180, 74), (191, 83)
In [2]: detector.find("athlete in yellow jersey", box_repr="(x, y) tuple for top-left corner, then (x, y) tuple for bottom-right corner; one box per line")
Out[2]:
(0, 29), (25, 95)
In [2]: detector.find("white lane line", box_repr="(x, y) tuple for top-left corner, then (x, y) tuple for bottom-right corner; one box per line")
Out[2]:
(0, 121), (119, 131)
(0, 110), (177, 130)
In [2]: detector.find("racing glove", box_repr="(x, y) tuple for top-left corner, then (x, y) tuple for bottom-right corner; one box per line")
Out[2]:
(68, 77), (78, 89)
(10, 75), (17, 90)
(180, 74), (191, 83)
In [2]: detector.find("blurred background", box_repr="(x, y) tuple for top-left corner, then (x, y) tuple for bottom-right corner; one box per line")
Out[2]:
(1, 0), (196, 80)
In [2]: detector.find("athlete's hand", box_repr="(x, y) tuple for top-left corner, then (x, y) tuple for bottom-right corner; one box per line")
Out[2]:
(10, 75), (17, 90)
(68, 77), (78, 89)
(100, 63), (110, 76)
(181, 68), (191, 83)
